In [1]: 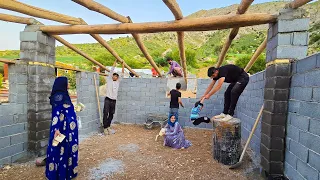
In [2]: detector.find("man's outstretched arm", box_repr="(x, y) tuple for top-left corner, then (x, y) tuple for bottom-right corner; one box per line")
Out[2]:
(205, 78), (225, 99)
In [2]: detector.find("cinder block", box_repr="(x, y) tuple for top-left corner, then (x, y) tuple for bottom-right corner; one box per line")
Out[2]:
(305, 70), (320, 87)
(287, 125), (300, 142)
(261, 122), (285, 138)
(289, 113), (309, 131)
(285, 151), (298, 169)
(299, 102), (320, 119)
(0, 137), (10, 149)
(11, 151), (28, 163)
(260, 143), (284, 161)
(0, 115), (14, 127)
(28, 111), (51, 122)
(293, 32), (309, 46)
(260, 155), (283, 175)
(299, 131), (320, 154)
(296, 54), (317, 73)
(28, 120), (51, 132)
(308, 150), (320, 172)
(0, 123), (26, 137)
(0, 157), (11, 167)
(264, 89), (289, 101)
(296, 159), (319, 180)
(10, 132), (28, 145)
(265, 77), (290, 89)
(0, 143), (24, 160)
(264, 100), (288, 114)
(288, 100), (300, 113)
(277, 18), (310, 33)
(273, 45), (308, 60)
(284, 163), (305, 180)
(290, 140), (308, 163)
(292, 87), (312, 101)
(313, 87), (320, 102)
(309, 119), (320, 136)
(262, 111), (286, 126)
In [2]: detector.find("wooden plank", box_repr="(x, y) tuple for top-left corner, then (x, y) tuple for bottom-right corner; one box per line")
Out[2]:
(163, 0), (187, 83)
(39, 13), (277, 34)
(72, 0), (130, 23)
(286, 0), (313, 9)
(216, 0), (254, 67)
(72, 0), (159, 76)
(0, 0), (83, 25)
(0, 13), (36, 25)
(244, 37), (267, 72)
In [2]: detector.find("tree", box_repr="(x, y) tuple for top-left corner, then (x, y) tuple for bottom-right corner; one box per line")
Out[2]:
(235, 53), (266, 74)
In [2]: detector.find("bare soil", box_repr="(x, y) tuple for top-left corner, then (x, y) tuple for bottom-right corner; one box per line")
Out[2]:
(0, 124), (262, 180)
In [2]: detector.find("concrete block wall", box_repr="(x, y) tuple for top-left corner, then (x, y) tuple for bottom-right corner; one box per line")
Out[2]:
(0, 64), (28, 166)
(114, 78), (227, 129)
(284, 53), (320, 180)
(236, 71), (265, 158)
(76, 72), (100, 135)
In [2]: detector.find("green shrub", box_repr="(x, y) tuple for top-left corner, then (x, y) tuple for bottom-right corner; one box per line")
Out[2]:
(0, 74), (3, 88)
(235, 53), (266, 74)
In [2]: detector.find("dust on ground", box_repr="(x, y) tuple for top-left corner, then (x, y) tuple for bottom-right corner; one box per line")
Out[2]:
(0, 124), (263, 180)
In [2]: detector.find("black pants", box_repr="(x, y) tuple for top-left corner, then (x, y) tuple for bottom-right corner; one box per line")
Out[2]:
(223, 72), (249, 116)
(192, 116), (211, 126)
(103, 97), (116, 128)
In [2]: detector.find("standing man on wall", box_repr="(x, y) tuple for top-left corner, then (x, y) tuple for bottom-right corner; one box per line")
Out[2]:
(201, 64), (249, 121)
(166, 57), (183, 77)
(103, 61), (124, 134)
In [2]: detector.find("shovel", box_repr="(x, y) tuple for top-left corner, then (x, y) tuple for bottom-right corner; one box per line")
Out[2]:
(229, 105), (264, 169)
(93, 75), (104, 134)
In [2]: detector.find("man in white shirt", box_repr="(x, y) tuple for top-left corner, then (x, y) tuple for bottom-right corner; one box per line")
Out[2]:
(103, 61), (123, 134)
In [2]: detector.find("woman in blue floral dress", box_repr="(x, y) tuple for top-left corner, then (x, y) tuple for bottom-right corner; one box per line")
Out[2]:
(46, 77), (78, 180)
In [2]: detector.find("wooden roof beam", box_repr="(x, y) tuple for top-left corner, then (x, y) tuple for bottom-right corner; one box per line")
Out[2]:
(0, 13), (37, 25)
(72, 0), (161, 77)
(0, 0), (83, 25)
(0, 0), (138, 77)
(216, 0), (254, 68)
(286, 0), (313, 9)
(163, 0), (187, 83)
(38, 13), (276, 34)
(244, 37), (267, 72)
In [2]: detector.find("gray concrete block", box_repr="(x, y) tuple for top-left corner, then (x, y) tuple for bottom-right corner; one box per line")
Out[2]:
(0, 115), (14, 127)
(0, 157), (11, 167)
(0, 123), (26, 137)
(309, 119), (320, 136)
(299, 131), (320, 154)
(285, 151), (298, 169)
(309, 150), (320, 172)
(287, 125), (300, 142)
(290, 140), (308, 163)
(277, 18), (310, 33)
(305, 70), (320, 87)
(289, 113), (310, 131)
(297, 159), (319, 180)
(288, 100), (300, 113)
(10, 132), (28, 145)
(11, 151), (28, 163)
(313, 87), (320, 102)
(274, 45), (308, 60)
(292, 87), (312, 101)
(0, 143), (24, 160)
(297, 54), (317, 73)
(300, 102), (320, 119)
(284, 163), (305, 180)
(0, 137), (10, 149)
(293, 32), (309, 46)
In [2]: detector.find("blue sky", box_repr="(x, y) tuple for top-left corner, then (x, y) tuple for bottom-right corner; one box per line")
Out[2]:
(0, 0), (278, 50)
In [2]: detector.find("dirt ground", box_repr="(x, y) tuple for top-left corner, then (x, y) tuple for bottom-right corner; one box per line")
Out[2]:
(0, 124), (262, 180)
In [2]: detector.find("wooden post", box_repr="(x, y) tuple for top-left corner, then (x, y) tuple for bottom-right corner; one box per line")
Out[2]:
(72, 0), (161, 77)
(163, 0), (188, 83)
(0, 13), (36, 25)
(216, 0), (254, 68)
(0, 0), (83, 25)
(286, 0), (313, 9)
(38, 13), (276, 34)
(244, 37), (267, 72)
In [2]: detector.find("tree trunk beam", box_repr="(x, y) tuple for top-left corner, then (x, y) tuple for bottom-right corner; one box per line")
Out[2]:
(216, 0), (254, 67)
(72, 0), (130, 23)
(244, 37), (267, 72)
(286, 0), (313, 9)
(38, 13), (276, 34)
(0, 0), (83, 25)
(72, 0), (157, 76)
(0, 58), (16, 64)
(0, 13), (36, 25)
(163, 0), (183, 20)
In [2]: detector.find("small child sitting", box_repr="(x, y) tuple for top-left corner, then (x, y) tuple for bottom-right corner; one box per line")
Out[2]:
(190, 98), (211, 125)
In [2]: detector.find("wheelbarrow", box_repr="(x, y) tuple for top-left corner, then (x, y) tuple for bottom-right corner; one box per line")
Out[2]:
(144, 113), (168, 129)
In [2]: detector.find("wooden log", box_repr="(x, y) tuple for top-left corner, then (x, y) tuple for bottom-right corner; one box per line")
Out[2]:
(163, 0), (187, 83)
(89, 34), (139, 77)
(216, 0), (254, 67)
(38, 13), (277, 34)
(244, 37), (267, 72)
(0, 58), (16, 64)
(0, 0), (83, 25)
(72, 0), (130, 23)
(163, 0), (183, 20)
(0, 13), (36, 25)
(286, 0), (313, 9)
(72, 0), (160, 76)
(213, 118), (241, 165)
(52, 35), (110, 72)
